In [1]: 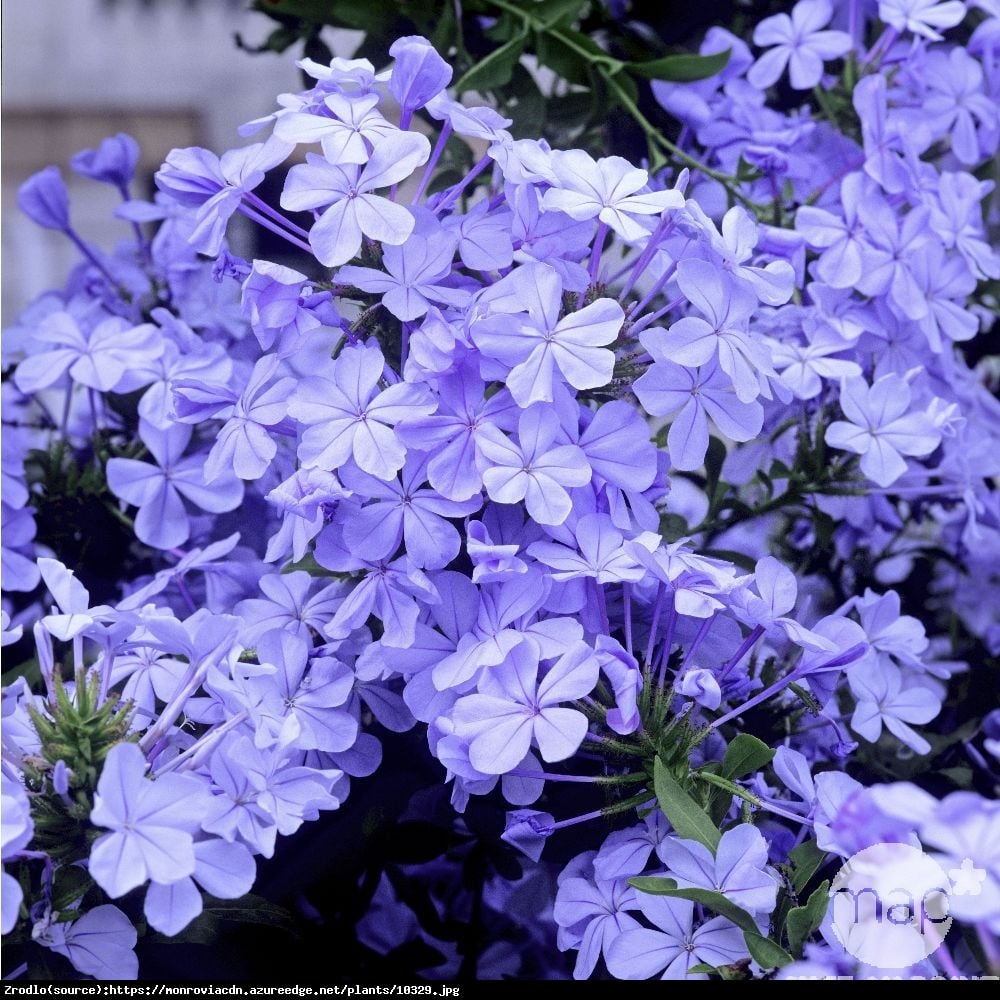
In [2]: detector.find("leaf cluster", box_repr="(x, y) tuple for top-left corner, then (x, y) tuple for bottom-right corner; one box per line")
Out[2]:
(243, 0), (730, 159)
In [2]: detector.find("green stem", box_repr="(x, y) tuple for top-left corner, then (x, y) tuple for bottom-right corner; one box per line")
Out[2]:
(103, 502), (135, 531)
(584, 732), (650, 758)
(695, 769), (763, 807)
(690, 474), (866, 541)
(487, 0), (623, 70)
(574, 697), (610, 723)
(549, 26), (622, 70)
(601, 791), (657, 819)
(843, 52), (858, 92)
(811, 85), (839, 126)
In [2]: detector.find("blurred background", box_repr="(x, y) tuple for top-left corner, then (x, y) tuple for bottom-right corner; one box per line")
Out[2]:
(1, 0), (357, 321)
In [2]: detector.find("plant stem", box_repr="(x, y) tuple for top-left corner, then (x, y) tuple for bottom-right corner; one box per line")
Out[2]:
(412, 121), (453, 204)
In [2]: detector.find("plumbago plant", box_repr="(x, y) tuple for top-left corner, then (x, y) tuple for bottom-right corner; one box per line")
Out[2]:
(238, 0), (742, 163)
(3, 1), (1000, 983)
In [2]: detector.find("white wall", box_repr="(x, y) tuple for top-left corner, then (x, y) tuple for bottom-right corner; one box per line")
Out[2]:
(1, 0), (356, 319)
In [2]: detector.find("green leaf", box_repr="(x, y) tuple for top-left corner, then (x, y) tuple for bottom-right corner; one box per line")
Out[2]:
(552, 27), (623, 69)
(302, 32), (333, 67)
(252, 0), (345, 24)
(426, 167), (466, 196)
(454, 33), (526, 93)
(628, 875), (681, 895)
(757, 467), (775, 500)
(51, 865), (94, 911)
(722, 734), (776, 780)
(937, 766), (973, 789)
(535, 30), (584, 85)
(600, 63), (638, 103)
(686, 963), (719, 975)
(546, 90), (597, 131)
(282, 551), (332, 577)
(2, 657), (41, 689)
(658, 512), (690, 542)
(533, 0), (590, 27)
(262, 26), (302, 54)
(699, 548), (758, 572)
(789, 838), (828, 895)
(628, 877), (758, 936)
(703, 435), (727, 493)
(719, 961), (753, 980)
(539, 27), (624, 83)
(628, 48), (731, 82)
(155, 894), (296, 945)
(429, 1), (456, 52)
(787, 880), (831, 957)
(924, 717), (981, 754)
(505, 64), (547, 139)
(653, 757), (720, 853)
(331, 1), (405, 37)
(813, 509), (837, 552)
(202, 895), (296, 931)
(736, 154), (763, 182)
(483, 10), (520, 43)
(744, 930), (794, 969)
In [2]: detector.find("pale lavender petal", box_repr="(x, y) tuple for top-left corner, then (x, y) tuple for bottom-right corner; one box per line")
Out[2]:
(144, 876), (203, 936)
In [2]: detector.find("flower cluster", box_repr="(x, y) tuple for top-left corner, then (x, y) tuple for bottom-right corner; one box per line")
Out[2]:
(2, 3), (998, 981)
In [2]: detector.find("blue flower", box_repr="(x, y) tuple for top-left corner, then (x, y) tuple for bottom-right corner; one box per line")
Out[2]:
(553, 858), (640, 980)
(878, 0), (966, 41)
(657, 824), (779, 917)
(17, 166), (70, 231)
(89, 743), (209, 898)
(156, 137), (292, 255)
(70, 133), (140, 189)
(339, 456), (482, 569)
(106, 420), (244, 549)
(606, 895), (747, 979)
(281, 134), (429, 267)
(288, 341), (435, 481)
(477, 405), (592, 525)
(37, 906), (138, 980)
(15, 311), (163, 395)
(634, 354), (763, 472)
(825, 373), (941, 487)
(338, 227), (470, 321)
(388, 36), (453, 122)
(452, 641), (598, 774)
(747, 0), (852, 91)
(472, 263), (624, 406)
(1, 774), (33, 935)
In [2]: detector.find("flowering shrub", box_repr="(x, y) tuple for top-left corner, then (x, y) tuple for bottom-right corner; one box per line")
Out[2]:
(3, 0), (999, 981)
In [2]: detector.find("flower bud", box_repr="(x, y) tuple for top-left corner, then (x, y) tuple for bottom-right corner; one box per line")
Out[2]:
(70, 133), (140, 188)
(18, 167), (70, 231)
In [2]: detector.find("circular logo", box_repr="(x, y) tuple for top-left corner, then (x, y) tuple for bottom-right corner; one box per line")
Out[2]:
(829, 843), (953, 970)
